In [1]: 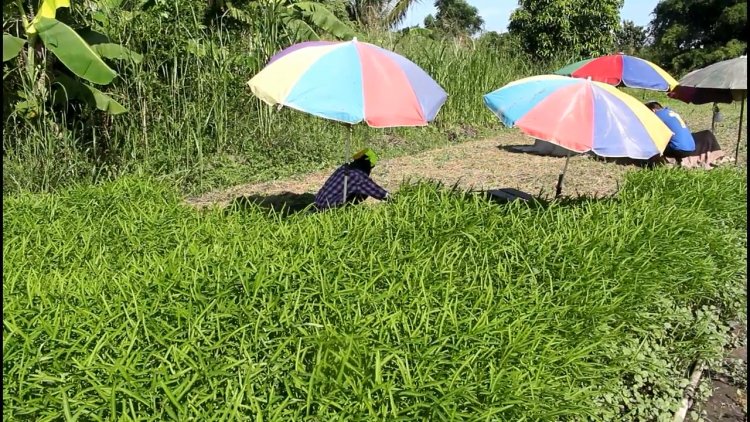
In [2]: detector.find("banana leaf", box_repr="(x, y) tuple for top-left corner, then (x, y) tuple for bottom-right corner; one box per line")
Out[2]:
(78, 28), (143, 63)
(91, 43), (143, 64)
(3, 34), (26, 62)
(52, 73), (127, 114)
(283, 17), (320, 41)
(78, 29), (110, 45)
(34, 17), (117, 85)
(293, 2), (356, 40)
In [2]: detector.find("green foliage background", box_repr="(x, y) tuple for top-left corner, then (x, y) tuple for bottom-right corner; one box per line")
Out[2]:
(508, 0), (624, 61)
(647, 0), (747, 74)
(3, 0), (549, 195)
(2, 0), (747, 196)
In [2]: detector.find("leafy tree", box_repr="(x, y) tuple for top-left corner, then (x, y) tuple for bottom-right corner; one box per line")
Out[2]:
(320, 0), (352, 22)
(423, 0), (483, 37)
(648, 0), (747, 74)
(508, 0), (623, 62)
(615, 20), (647, 55)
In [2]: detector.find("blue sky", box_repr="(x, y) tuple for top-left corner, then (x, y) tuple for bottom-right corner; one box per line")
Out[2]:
(397, 0), (660, 32)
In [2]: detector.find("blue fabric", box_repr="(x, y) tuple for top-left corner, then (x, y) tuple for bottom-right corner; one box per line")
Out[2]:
(655, 108), (695, 152)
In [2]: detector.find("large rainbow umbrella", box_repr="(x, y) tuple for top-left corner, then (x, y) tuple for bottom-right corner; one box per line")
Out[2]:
(555, 54), (678, 92)
(484, 75), (673, 196)
(248, 38), (447, 127)
(248, 38), (447, 202)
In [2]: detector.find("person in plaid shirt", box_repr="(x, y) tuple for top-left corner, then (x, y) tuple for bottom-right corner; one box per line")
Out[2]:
(315, 148), (389, 210)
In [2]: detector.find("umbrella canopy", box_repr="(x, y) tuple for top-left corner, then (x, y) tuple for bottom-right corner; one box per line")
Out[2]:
(668, 56), (747, 164)
(555, 54), (678, 92)
(247, 38), (448, 128)
(668, 55), (747, 104)
(483, 75), (673, 159)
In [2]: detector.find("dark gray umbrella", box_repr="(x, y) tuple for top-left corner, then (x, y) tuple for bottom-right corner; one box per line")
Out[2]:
(669, 56), (747, 163)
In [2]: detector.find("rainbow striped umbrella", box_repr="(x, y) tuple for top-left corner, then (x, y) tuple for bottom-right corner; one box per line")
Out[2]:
(247, 38), (447, 127)
(555, 54), (678, 92)
(248, 38), (447, 202)
(484, 75), (673, 196)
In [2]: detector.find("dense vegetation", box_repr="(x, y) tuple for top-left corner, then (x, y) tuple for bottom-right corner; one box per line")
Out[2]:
(647, 0), (747, 74)
(3, 167), (746, 419)
(509, 0), (624, 61)
(2, 0), (549, 195)
(5, 0), (744, 195)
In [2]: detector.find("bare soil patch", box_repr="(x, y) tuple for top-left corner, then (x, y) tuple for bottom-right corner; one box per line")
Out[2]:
(186, 131), (638, 209)
(687, 323), (748, 422)
(185, 97), (745, 211)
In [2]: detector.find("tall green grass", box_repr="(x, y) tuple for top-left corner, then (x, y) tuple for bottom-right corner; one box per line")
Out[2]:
(3, 167), (746, 420)
(2, 5), (549, 195)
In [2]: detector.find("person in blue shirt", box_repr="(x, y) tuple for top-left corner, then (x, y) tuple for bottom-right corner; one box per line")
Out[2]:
(645, 101), (696, 161)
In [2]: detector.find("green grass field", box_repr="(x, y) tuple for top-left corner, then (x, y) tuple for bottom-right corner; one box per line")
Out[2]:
(4, 3), (747, 419)
(3, 166), (746, 420)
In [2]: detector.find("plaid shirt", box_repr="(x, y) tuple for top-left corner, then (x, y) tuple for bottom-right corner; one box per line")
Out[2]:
(315, 165), (388, 209)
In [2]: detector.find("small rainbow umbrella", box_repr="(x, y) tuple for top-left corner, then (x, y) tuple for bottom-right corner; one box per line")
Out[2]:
(484, 75), (673, 196)
(555, 54), (678, 92)
(248, 38), (447, 201)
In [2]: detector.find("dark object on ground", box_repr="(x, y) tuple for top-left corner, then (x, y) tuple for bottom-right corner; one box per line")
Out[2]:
(506, 139), (578, 157)
(604, 130), (725, 169)
(686, 322), (747, 422)
(228, 192), (316, 216)
(486, 188), (535, 203)
(673, 130), (727, 168)
(498, 141), (578, 197)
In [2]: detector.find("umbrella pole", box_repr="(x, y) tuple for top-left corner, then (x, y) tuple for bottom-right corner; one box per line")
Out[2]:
(734, 94), (746, 165)
(343, 125), (353, 202)
(711, 102), (717, 133)
(555, 154), (571, 198)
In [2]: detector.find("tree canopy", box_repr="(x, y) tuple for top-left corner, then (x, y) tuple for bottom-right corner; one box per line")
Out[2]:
(647, 0), (747, 75)
(508, 0), (623, 62)
(423, 0), (484, 37)
(615, 20), (647, 56)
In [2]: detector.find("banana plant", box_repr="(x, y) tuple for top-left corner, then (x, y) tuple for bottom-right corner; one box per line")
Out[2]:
(208, 0), (356, 41)
(282, 0), (356, 40)
(3, 0), (141, 116)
